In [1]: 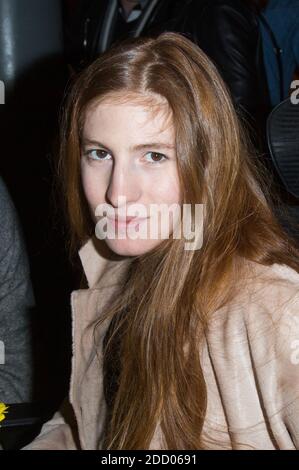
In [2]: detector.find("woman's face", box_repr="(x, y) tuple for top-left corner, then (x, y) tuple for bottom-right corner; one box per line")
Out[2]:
(80, 93), (181, 257)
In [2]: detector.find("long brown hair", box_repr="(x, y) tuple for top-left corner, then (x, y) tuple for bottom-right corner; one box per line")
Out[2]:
(59, 32), (299, 449)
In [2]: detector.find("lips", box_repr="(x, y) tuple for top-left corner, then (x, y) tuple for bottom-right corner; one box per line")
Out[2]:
(106, 215), (148, 226)
(108, 215), (137, 223)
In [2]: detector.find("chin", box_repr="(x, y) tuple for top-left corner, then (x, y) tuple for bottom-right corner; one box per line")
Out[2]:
(104, 238), (164, 257)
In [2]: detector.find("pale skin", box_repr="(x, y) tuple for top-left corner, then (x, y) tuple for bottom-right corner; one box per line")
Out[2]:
(80, 93), (181, 257)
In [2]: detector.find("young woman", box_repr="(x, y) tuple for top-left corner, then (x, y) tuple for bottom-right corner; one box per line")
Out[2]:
(25, 32), (299, 450)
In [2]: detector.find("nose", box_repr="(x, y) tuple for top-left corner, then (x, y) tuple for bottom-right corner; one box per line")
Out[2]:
(106, 160), (140, 209)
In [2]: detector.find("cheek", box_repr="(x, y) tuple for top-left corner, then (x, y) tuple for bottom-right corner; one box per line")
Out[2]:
(167, 181), (181, 204)
(153, 172), (181, 205)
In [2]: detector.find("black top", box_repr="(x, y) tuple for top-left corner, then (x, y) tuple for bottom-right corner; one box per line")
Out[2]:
(102, 307), (128, 411)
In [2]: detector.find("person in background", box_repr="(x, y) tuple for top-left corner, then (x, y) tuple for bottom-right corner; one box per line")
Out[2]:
(0, 177), (35, 404)
(259, 0), (299, 108)
(64, 0), (270, 149)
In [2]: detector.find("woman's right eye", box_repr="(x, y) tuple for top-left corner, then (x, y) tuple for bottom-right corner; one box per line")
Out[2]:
(85, 149), (111, 160)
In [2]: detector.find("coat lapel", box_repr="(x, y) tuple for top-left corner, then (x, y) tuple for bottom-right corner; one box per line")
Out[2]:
(69, 237), (131, 448)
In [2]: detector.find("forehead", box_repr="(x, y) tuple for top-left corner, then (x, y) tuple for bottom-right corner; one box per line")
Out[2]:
(83, 92), (174, 140)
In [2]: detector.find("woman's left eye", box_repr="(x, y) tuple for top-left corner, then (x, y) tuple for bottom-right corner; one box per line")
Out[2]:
(144, 152), (167, 164)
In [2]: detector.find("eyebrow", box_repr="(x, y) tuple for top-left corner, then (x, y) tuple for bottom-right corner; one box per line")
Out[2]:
(81, 139), (175, 152)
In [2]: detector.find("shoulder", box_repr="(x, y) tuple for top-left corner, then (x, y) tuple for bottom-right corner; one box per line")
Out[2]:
(205, 259), (299, 444)
(244, 260), (299, 321)
(218, 261), (299, 393)
(230, 259), (299, 311)
(208, 260), (299, 357)
(245, 260), (299, 359)
(245, 262), (299, 417)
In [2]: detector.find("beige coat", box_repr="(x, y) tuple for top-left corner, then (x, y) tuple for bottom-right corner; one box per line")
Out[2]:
(24, 237), (299, 450)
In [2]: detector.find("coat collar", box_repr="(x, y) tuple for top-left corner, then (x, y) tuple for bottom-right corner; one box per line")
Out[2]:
(78, 236), (132, 289)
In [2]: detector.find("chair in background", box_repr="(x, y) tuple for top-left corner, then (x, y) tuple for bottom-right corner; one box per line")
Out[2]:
(267, 96), (299, 243)
(267, 97), (299, 199)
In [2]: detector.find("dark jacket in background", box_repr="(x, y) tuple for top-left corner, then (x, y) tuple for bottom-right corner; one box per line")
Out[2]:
(0, 177), (35, 403)
(65, 0), (271, 142)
